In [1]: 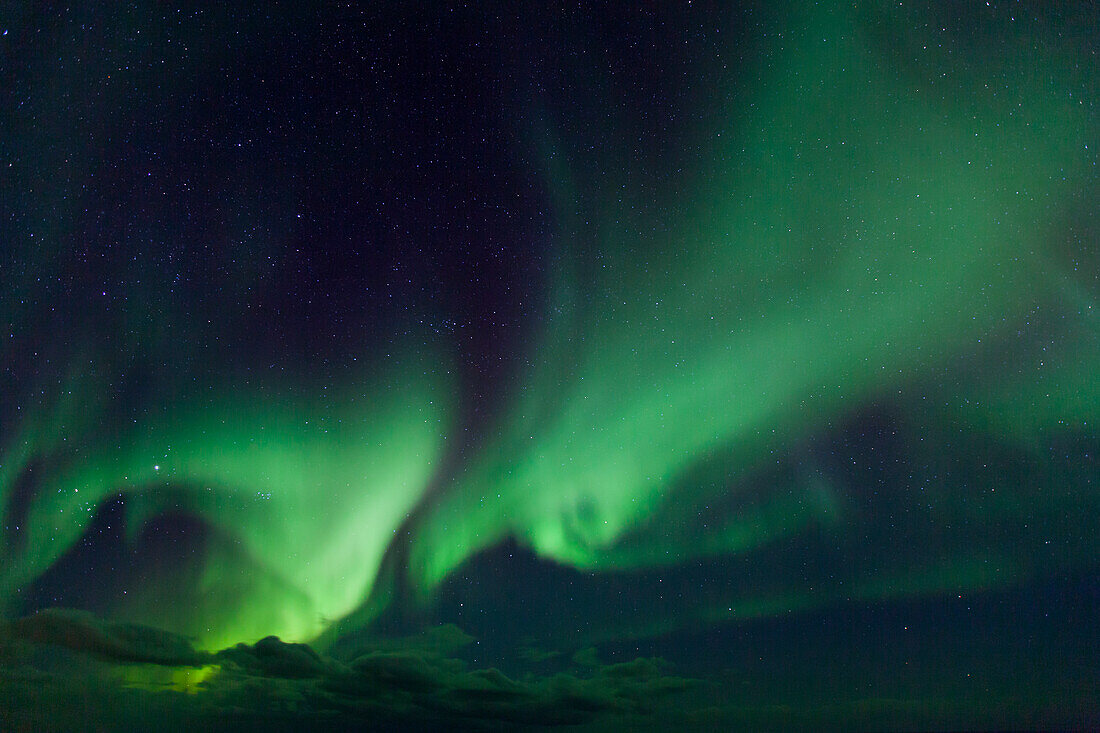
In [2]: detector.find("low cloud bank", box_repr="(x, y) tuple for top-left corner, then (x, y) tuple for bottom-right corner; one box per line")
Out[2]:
(0, 609), (696, 731)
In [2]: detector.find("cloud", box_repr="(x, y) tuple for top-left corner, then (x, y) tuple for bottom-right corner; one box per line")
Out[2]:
(571, 646), (600, 668)
(0, 609), (698, 730)
(216, 636), (328, 679)
(1, 608), (211, 667)
(5, 608), (1094, 731)
(320, 643), (695, 728)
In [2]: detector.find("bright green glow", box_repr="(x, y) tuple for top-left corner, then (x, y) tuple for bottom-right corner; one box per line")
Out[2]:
(2, 3), (1096, 650)
(3, 353), (451, 650)
(117, 664), (220, 693)
(407, 4), (1094, 593)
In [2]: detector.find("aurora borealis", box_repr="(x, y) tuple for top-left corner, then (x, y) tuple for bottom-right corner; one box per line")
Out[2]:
(2, 2), (1098, 730)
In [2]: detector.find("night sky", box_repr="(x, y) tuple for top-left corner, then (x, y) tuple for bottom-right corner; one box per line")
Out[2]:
(2, 2), (1098, 730)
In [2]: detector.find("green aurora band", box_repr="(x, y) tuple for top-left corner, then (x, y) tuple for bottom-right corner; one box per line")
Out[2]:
(404, 3), (1097, 596)
(1, 356), (452, 650)
(2, 3), (1097, 653)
